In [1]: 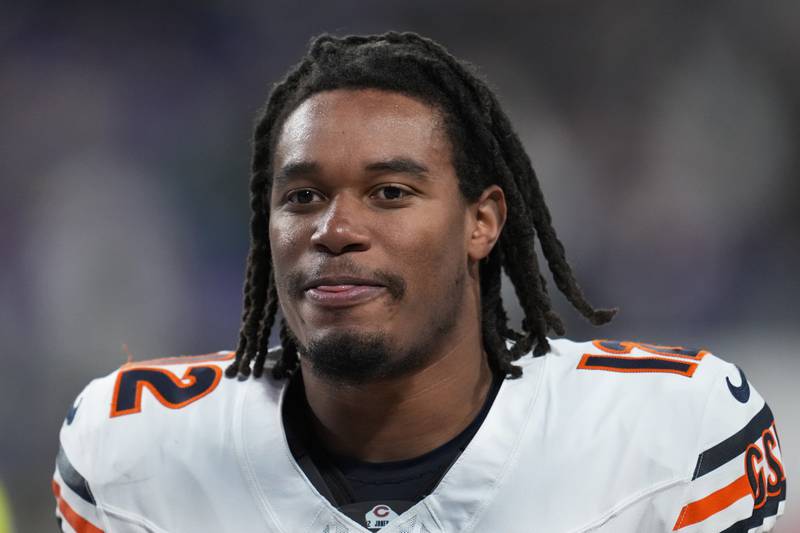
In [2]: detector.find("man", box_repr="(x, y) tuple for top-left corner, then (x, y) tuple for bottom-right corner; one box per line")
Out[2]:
(53, 32), (786, 532)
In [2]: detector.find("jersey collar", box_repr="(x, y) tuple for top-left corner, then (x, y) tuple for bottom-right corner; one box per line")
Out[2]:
(236, 354), (548, 532)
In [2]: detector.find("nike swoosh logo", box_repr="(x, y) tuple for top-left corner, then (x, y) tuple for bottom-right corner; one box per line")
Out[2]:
(726, 366), (750, 403)
(65, 397), (82, 425)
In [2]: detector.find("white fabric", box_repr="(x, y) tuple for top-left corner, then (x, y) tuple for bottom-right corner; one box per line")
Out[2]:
(54, 340), (786, 532)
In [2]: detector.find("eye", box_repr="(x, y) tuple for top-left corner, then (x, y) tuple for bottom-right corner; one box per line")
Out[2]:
(372, 185), (411, 201)
(286, 189), (324, 204)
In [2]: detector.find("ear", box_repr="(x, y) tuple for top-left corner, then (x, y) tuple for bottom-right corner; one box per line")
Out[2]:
(466, 185), (507, 262)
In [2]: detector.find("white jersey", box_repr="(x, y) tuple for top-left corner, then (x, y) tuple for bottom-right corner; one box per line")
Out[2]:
(53, 338), (786, 532)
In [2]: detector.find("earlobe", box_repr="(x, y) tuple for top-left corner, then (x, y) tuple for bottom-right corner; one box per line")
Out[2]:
(467, 185), (507, 262)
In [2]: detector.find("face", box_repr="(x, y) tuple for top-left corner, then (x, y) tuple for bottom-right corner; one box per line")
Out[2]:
(269, 89), (503, 383)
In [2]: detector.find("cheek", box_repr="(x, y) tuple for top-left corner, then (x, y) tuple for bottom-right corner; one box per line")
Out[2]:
(389, 208), (467, 298)
(269, 214), (308, 320)
(269, 214), (306, 270)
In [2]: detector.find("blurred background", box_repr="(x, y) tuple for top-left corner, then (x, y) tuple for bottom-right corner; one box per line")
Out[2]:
(1, 0), (798, 530)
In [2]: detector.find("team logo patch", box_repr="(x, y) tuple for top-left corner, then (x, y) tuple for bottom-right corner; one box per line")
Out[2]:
(365, 504), (398, 531)
(674, 407), (785, 531)
(745, 426), (785, 509)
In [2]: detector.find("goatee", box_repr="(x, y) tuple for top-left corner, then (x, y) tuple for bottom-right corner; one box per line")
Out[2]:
(299, 331), (430, 385)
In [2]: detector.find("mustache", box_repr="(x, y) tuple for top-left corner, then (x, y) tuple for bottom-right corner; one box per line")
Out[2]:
(284, 259), (406, 301)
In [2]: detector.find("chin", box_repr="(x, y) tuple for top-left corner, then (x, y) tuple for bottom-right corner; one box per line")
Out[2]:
(299, 327), (442, 385)
(298, 329), (397, 384)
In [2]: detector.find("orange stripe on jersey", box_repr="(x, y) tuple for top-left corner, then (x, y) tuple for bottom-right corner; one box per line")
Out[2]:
(673, 475), (751, 530)
(52, 480), (104, 533)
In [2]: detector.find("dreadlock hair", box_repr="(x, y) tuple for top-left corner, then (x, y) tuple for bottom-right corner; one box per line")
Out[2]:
(226, 31), (616, 381)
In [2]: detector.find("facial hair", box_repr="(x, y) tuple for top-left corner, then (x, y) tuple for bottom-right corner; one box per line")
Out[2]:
(291, 260), (466, 385)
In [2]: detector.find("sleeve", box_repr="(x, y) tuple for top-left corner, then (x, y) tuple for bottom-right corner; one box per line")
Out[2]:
(671, 360), (787, 533)
(52, 383), (107, 533)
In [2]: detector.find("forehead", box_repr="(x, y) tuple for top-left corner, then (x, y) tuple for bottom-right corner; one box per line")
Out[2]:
(274, 89), (449, 168)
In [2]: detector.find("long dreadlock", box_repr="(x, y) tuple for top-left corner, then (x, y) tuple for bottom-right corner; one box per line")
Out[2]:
(226, 32), (616, 381)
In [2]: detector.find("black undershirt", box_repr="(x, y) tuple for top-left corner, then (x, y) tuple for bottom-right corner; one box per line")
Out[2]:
(282, 372), (503, 528)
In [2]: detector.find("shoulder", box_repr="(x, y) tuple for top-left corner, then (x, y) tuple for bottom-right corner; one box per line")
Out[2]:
(55, 349), (286, 489)
(53, 348), (291, 530)
(538, 337), (786, 531)
(542, 337), (775, 443)
(61, 350), (238, 437)
(545, 337), (743, 405)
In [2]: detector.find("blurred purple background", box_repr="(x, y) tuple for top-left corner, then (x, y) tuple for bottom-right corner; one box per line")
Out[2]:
(1, 1), (798, 530)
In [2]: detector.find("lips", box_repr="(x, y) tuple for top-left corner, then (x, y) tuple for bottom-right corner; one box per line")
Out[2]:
(303, 277), (387, 308)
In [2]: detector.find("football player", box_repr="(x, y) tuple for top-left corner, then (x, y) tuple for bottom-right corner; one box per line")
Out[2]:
(53, 32), (786, 532)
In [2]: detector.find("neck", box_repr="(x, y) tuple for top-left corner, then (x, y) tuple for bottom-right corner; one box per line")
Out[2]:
(299, 323), (493, 463)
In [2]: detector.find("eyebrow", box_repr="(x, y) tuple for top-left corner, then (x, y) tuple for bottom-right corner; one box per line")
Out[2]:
(273, 157), (431, 186)
(364, 158), (431, 180)
(273, 161), (320, 186)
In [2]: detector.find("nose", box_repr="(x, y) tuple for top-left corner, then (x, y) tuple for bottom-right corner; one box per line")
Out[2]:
(310, 195), (370, 255)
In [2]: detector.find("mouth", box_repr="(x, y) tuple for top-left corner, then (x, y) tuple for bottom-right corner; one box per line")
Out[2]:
(302, 277), (388, 308)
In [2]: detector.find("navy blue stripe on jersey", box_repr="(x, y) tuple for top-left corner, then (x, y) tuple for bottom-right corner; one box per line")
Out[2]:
(56, 445), (95, 504)
(581, 355), (694, 373)
(692, 403), (774, 480)
(718, 487), (786, 533)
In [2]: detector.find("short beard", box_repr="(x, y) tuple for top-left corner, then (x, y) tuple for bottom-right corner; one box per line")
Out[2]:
(299, 331), (423, 385)
(295, 272), (465, 385)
